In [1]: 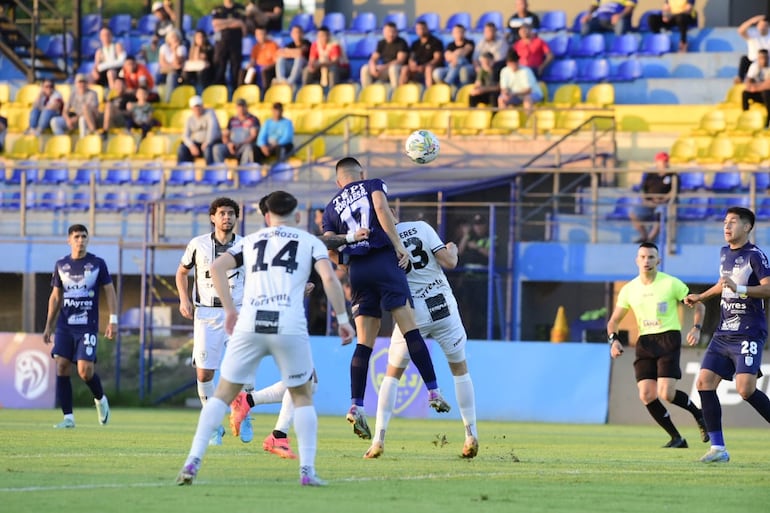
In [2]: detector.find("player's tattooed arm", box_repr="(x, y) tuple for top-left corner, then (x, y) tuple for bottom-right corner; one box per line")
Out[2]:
(319, 228), (370, 249)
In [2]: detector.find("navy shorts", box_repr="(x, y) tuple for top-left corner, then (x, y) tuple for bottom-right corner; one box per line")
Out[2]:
(348, 247), (413, 318)
(701, 334), (765, 381)
(633, 330), (682, 381)
(51, 328), (99, 363)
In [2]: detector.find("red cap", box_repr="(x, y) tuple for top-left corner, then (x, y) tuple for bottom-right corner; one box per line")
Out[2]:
(655, 152), (669, 162)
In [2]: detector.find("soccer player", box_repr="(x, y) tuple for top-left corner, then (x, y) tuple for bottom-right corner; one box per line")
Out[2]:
(176, 190), (354, 486)
(607, 242), (708, 448)
(363, 215), (479, 459)
(685, 207), (770, 463)
(43, 224), (117, 428)
(322, 157), (449, 440)
(175, 197), (244, 446)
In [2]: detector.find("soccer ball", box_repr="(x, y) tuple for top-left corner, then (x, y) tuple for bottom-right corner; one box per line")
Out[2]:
(405, 129), (440, 164)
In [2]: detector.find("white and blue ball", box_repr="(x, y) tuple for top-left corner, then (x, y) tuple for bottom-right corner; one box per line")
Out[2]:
(404, 129), (440, 164)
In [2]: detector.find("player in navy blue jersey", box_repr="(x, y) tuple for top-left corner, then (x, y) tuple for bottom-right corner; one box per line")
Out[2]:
(685, 207), (770, 463)
(322, 157), (449, 439)
(43, 224), (117, 429)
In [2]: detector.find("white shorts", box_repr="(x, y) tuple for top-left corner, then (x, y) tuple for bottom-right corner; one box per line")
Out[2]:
(389, 312), (467, 368)
(220, 330), (315, 388)
(192, 306), (228, 370)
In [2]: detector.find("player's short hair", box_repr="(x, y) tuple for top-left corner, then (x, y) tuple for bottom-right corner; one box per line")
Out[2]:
(258, 194), (269, 215)
(638, 241), (658, 252)
(209, 197), (240, 218)
(336, 156), (363, 175)
(68, 224), (88, 235)
(265, 190), (298, 217)
(727, 206), (755, 230)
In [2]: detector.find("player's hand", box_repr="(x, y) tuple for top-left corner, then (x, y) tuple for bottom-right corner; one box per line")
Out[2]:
(683, 293), (700, 306)
(610, 341), (624, 358)
(395, 245), (410, 269)
(105, 322), (115, 340)
(224, 308), (238, 335)
(337, 322), (355, 345)
(179, 298), (194, 319)
(720, 275), (738, 292)
(42, 329), (53, 345)
(686, 326), (700, 346)
(445, 241), (458, 257)
(304, 282), (315, 297)
(354, 228), (370, 241)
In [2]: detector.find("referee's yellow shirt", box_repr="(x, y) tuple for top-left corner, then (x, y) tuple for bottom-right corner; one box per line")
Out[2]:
(616, 272), (689, 336)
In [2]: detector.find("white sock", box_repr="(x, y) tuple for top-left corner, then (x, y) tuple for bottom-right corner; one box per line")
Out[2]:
(274, 389), (295, 434)
(454, 373), (478, 438)
(189, 397), (228, 461)
(64, 413), (74, 422)
(197, 380), (215, 406)
(374, 376), (399, 443)
(250, 381), (287, 405)
(293, 405), (317, 471)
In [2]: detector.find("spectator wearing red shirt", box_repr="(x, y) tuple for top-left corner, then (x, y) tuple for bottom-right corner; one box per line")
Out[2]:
(512, 24), (552, 78)
(121, 55), (159, 102)
(302, 26), (349, 87)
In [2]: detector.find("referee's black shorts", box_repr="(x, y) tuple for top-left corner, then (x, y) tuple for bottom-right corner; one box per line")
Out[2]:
(633, 330), (682, 381)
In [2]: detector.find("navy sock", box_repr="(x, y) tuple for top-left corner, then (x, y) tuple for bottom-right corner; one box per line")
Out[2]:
(746, 389), (770, 423)
(85, 374), (104, 400)
(404, 329), (437, 390)
(272, 430), (287, 439)
(350, 344), (372, 406)
(246, 393), (255, 408)
(56, 376), (73, 415)
(671, 390), (701, 417)
(645, 399), (681, 438)
(699, 389), (724, 446)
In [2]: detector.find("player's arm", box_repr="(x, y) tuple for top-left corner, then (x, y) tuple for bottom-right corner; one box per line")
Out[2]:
(684, 300), (706, 346)
(606, 305), (628, 358)
(314, 258), (354, 345)
(102, 282), (118, 340)
(210, 252), (238, 335)
(42, 286), (62, 344)
(435, 241), (459, 269)
(371, 190), (410, 267)
(685, 281), (723, 305)
(721, 275), (770, 298)
(175, 264), (194, 320)
(319, 229), (369, 250)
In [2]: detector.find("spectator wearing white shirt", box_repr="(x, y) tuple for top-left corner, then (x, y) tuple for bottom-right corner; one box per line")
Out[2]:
(91, 27), (127, 89)
(159, 29), (188, 102)
(742, 49), (770, 127)
(497, 51), (541, 114)
(738, 14), (770, 82)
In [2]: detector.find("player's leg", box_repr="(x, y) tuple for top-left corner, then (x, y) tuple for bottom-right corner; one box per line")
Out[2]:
(696, 367), (729, 462)
(52, 346), (75, 428)
(262, 374), (318, 459)
(735, 339), (770, 423)
(448, 358), (478, 458)
(346, 314), (380, 439)
(73, 330), (110, 425)
(193, 308), (228, 444)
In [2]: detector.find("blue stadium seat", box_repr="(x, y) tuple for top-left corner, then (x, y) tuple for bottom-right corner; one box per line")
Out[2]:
(321, 12), (346, 34)
(445, 12), (472, 32)
(242, 36), (255, 58)
(638, 33), (671, 56)
(607, 33), (638, 56)
(751, 172), (770, 191)
(97, 190), (130, 212)
(289, 13), (316, 33)
(415, 12), (441, 33)
(165, 193), (196, 213)
(81, 36), (101, 60)
(102, 162), (132, 185)
(542, 59), (577, 82)
(572, 11), (589, 33)
(637, 10), (661, 32)
(677, 196), (709, 220)
(167, 164), (196, 186)
(45, 33), (75, 59)
(7, 165), (38, 184)
(82, 14), (102, 36)
(108, 14), (132, 36)
(238, 165), (262, 186)
(350, 12), (377, 33)
(606, 196), (639, 220)
(678, 171), (705, 191)
(757, 197), (770, 220)
(569, 33), (605, 58)
(68, 191), (91, 211)
(546, 34), (570, 59)
(268, 162), (295, 182)
(196, 15), (214, 36)
(36, 190), (67, 211)
(40, 167), (70, 184)
(475, 11), (503, 32)
(577, 58), (609, 82)
(135, 162), (164, 185)
(540, 11), (567, 32)
(182, 14), (193, 34)
(135, 14), (158, 36)
(199, 166), (232, 186)
(609, 59), (641, 81)
(382, 12), (407, 32)
(349, 36), (378, 59)
(710, 170), (743, 192)
(707, 196), (749, 219)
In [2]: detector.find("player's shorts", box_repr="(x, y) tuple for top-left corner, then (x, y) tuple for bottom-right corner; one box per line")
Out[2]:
(220, 330), (314, 388)
(348, 247), (413, 318)
(700, 334), (765, 381)
(633, 330), (682, 381)
(192, 306), (228, 370)
(389, 312), (468, 368)
(51, 328), (99, 363)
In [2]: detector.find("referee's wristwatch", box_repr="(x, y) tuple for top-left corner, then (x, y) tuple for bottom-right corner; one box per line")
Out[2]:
(608, 332), (619, 345)
(693, 324), (702, 330)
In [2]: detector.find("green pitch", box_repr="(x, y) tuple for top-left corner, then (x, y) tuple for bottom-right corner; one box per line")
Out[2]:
(1, 409), (768, 513)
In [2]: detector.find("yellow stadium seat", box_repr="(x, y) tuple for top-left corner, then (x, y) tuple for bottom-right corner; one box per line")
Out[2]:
(698, 136), (736, 164)
(553, 110), (589, 134)
(389, 83), (422, 106)
(736, 135), (770, 164)
(0, 83), (9, 104)
(101, 134), (137, 159)
(728, 109), (766, 135)
(201, 85), (229, 108)
(89, 84), (105, 104)
(668, 137), (698, 164)
(295, 109), (326, 135)
(521, 109), (557, 136)
(294, 137), (325, 163)
(8, 134), (39, 158)
(584, 84), (615, 107)
(160, 109), (192, 133)
(294, 84), (325, 108)
(356, 83), (387, 107)
(164, 85), (196, 109)
(13, 84), (40, 107)
(691, 110), (727, 136)
(325, 83), (357, 106)
(384, 110), (421, 135)
(452, 84), (475, 106)
(550, 84), (581, 106)
(55, 84), (71, 104)
(452, 109), (492, 135)
(214, 108), (229, 129)
(136, 134), (169, 159)
(366, 110), (389, 135)
(5, 106), (30, 133)
(424, 110), (451, 136)
(486, 110), (521, 135)
(719, 83), (744, 108)
(262, 83), (293, 106)
(43, 135), (72, 159)
(232, 84), (261, 106)
(72, 134), (103, 159)
(421, 84), (452, 106)
(538, 81), (548, 104)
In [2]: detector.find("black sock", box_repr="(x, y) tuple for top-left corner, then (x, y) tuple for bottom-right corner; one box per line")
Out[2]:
(56, 376), (73, 415)
(85, 374), (104, 400)
(273, 430), (287, 439)
(246, 392), (255, 408)
(698, 389), (724, 445)
(645, 398), (681, 439)
(671, 390), (702, 417)
(404, 329), (437, 390)
(350, 344), (372, 406)
(746, 389), (770, 423)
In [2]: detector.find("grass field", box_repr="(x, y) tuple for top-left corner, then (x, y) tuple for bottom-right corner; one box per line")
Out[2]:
(1, 409), (768, 513)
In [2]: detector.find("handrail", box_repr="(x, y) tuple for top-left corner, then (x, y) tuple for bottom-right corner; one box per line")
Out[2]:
(520, 114), (617, 170)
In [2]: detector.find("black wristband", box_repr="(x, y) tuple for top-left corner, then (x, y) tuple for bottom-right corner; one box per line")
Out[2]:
(608, 332), (618, 344)
(693, 324), (702, 330)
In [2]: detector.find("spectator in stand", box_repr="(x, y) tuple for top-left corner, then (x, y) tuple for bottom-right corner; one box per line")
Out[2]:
(159, 29), (188, 102)
(0, 107), (6, 152)
(213, 98), (260, 164)
(473, 22), (507, 79)
(400, 20), (444, 87)
(737, 14), (770, 83)
(91, 27), (127, 90)
(212, 0), (246, 92)
(26, 79), (63, 136)
(433, 24), (475, 87)
(507, 0), (540, 43)
(139, 35), (161, 65)
(126, 87), (159, 139)
(243, 25), (279, 88)
(457, 213), (492, 339)
(245, 0), (284, 33)
(630, 152), (675, 243)
(302, 26), (349, 87)
(580, 0), (637, 37)
(182, 30), (214, 94)
(274, 25), (310, 87)
(51, 74), (99, 137)
(742, 49), (770, 127)
(101, 77), (131, 136)
(121, 55), (159, 102)
(360, 21), (409, 89)
(177, 95), (222, 165)
(647, 0), (697, 53)
(512, 23), (553, 79)
(257, 102), (293, 163)
(152, 1), (175, 40)
(468, 52), (500, 107)
(498, 50), (542, 114)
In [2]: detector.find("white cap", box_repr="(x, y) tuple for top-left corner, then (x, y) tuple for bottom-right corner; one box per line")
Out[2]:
(189, 95), (203, 108)
(152, 1), (164, 12)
